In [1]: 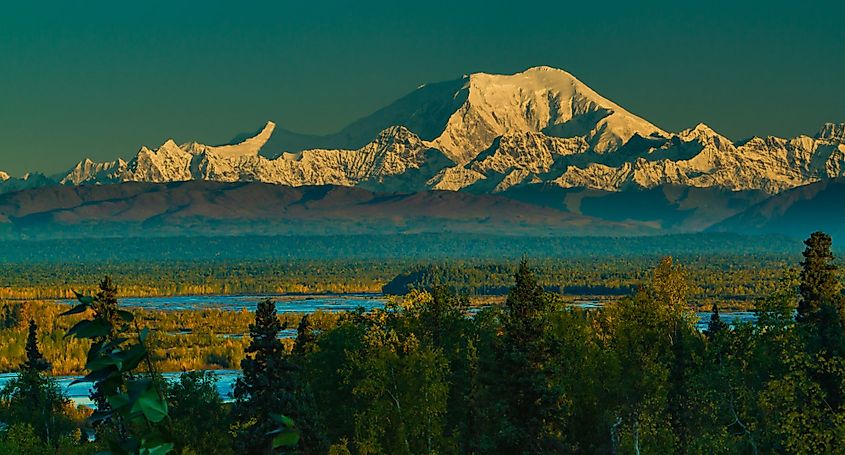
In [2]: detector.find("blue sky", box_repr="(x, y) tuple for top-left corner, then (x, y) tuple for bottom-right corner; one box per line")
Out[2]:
(1, 0), (844, 174)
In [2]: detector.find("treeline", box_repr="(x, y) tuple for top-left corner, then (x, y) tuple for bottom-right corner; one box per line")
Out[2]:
(0, 260), (392, 300)
(0, 255), (818, 309)
(1, 232), (845, 453)
(0, 233), (805, 263)
(382, 255), (809, 308)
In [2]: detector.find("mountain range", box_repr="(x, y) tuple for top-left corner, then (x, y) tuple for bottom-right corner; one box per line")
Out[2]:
(1, 66), (842, 239)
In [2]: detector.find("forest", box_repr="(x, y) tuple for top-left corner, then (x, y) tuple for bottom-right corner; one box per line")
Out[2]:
(0, 232), (844, 454)
(0, 254), (808, 309)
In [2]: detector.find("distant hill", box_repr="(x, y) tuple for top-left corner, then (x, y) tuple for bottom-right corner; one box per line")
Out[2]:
(0, 181), (655, 240)
(710, 178), (845, 238)
(500, 184), (769, 231)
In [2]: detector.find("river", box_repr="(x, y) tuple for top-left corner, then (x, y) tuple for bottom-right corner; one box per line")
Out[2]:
(0, 370), (241, 408)
(0, 294), (757, 407)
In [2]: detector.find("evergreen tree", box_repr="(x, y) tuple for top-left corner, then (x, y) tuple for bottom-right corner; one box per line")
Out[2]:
(705, 303), (728, 341)
(92, 276), (121, 332)
(166, 371), (233, 454)
(22, 319), (50, 373)
(0, 320), (73, 446)
(796, 232), (845, 410)
(233, 299), (326, 454)
(495, 259), (569, 453)
(292, 314), (317, 357)
(504, 259), (549, 345)
(798, 232), (841, 323)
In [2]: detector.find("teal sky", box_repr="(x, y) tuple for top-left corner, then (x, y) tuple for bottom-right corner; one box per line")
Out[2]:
(1, 0), (844, 175)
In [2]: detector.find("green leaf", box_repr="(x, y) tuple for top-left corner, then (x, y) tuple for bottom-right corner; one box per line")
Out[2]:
(140, 327), (150, 342)
(114, 343), (147, 372)
(85, 353), (119, 372)
(107, 392), (131, 412)
(126, 378), (151, 399)
(132, 385), (168, 423)
(71, 365), (119, 385)
(270, 413), (296, 427)
(272, 430), (300, 449)
(139, 432), (173, 452)
(140, 442), (174, 455)
(269, 414), (300, 448)
(74, 292), (94, 305)
(66, 319), (112, 339)
(101, 337), (129, 352)
(60, 303), (90, 317)
(117, 309), (135, 322)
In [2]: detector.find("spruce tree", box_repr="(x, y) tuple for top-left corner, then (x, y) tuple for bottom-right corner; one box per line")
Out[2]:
(22, 319), (50, 373)
(798, 231), (840, 323)
(504, 259), (548, 346)
(292, 314), (317, 357)
(705, 303), (727, 341)
(0, 320), (72, 446)
(797, 232), (845, 353)
(233, 299), (326, 454)
(496, 259), (567, 453)
(92, 276), (121, 331)
(797, 232), (845, 410)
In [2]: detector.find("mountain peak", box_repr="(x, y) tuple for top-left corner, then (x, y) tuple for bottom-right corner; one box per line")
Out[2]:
(15, 68), (845, 200)
(519, 65), (578, 78)
(203, 120), (275, 158)
(431, 66), (666, 162)
(679, 123), (730, 142)
(816, 122), (845, 142)
(373, 125), (418, 143)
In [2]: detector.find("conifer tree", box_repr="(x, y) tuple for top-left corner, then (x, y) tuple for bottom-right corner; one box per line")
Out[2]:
(233, 299), (326, 454)
(23, 319), (50, 373)
(796, 232), (845, 410)
(0, 319), (72, 446)
(292, 314), (317, 357)
(705, 303), (727, 341)
(495, 259), (568, 453)
(798, 231), (841, 323)
(92, 276), (121, 331)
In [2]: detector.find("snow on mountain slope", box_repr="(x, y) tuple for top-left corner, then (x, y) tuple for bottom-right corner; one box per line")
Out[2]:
(431, 66), (666, 163)
(62, 125), (452, 191)
(261, 66), (664, 164)
(62, 158), (127, 185)
(184, 121), (276, 158)
(18, 67), (844, 198)
(553, 127), (845, 193)
(425, 120), (845, 194)
(427, 132), (590, 191)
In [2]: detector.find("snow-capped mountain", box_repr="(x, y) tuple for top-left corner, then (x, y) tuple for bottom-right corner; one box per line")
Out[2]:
(7, 67), (845, 196)
(62, 122), (453, 190)
(424, 66), (666, 163)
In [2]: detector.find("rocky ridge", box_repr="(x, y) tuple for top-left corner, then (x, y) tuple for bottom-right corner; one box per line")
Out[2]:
(7, 68), (845, 196)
